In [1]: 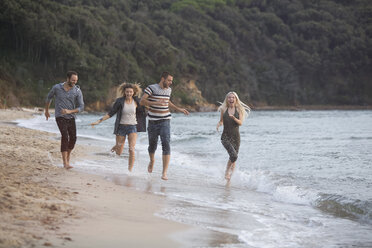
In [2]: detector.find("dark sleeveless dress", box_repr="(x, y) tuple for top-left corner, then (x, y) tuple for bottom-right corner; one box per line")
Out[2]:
(221, 108), (240, 163)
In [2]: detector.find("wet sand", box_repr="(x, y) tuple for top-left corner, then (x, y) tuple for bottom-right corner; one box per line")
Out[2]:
(0, 109), (190, 248)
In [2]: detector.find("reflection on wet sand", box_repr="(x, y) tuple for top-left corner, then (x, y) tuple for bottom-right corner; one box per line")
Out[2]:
(107, 174), (246, 247)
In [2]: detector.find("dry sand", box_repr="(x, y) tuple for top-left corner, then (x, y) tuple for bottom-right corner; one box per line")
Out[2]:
(0, 109), (189, 248)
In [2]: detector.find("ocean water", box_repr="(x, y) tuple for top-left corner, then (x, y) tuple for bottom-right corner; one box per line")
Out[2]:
(17, 110), (372, 247)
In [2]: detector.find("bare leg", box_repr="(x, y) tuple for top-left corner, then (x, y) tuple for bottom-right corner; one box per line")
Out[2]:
(148, 153), (155, 173)
(230, 162), (236, 179)
(161, 155), (170, 180)
(225, 160), (233, 180)
(127, 133), (137, 172)
(67, 149), (72, 165)
(62, 152), (68, 167)
(116, 135), (125, 155)
(62, 151), (73, 169)
(111, 135), (125, 155)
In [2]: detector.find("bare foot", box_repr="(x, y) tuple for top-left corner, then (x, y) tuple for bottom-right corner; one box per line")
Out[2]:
(128, 164), (133, 172)
(64, 164), (73, 170)
(161, 174), (168, 180)
(111, 145), (120, 155)
(148, 161), (154, 173)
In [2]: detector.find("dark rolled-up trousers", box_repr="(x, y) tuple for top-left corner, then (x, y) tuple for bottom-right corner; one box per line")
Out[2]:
(56, 117), (76, 152)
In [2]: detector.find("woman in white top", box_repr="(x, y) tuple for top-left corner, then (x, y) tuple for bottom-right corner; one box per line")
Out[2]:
(91, 83), (146, 171)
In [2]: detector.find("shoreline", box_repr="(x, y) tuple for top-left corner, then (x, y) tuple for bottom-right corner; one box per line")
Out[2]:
(0, 109), (191, 248)
(252, 105), (372, 111)
(2, 104), (372, 116)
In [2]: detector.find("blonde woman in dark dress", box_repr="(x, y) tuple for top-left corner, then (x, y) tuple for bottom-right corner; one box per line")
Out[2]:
(216, 92), (250, 180)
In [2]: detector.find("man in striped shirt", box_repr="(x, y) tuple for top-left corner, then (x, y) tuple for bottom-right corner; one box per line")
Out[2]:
(140, 72), (189, 180)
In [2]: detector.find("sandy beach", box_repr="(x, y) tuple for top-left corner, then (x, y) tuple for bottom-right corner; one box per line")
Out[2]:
(3, 108), (372, 248)
(0, 109), (189, 248)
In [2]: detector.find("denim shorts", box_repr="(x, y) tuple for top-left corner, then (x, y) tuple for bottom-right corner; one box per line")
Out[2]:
(117, 124), (137, 136)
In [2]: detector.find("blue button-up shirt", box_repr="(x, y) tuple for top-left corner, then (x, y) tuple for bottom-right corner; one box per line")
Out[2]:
(46, 83), (84, 118)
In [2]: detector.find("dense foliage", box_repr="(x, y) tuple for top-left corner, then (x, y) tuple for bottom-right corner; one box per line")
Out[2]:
(1, 0), (371, 107)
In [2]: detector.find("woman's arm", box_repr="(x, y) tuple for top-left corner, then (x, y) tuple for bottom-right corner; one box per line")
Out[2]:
(216, 110), (223, 131)
(107, 98), (122, 117)
(229, 109), (243, 126)
(91, 114), (110, 127)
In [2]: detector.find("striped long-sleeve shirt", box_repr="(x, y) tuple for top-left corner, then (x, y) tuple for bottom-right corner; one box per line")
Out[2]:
(46, 82), (84, 119)
(144, 84), (172, 121)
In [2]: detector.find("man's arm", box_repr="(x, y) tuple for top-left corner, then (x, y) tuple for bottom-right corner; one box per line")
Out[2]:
(61, 108), (80, 115)
(169, 100), (189, 115)
(45, 101), (51, 120)
(76, 89), (84, 113)
(140, 93), (151, 107)
(61, 89), (84, 115)
(140, 93), (166, 107)
(45, 86), (55, 120)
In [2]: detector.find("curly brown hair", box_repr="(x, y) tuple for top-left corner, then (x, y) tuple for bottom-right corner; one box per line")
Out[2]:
(117, 83), (142, 98)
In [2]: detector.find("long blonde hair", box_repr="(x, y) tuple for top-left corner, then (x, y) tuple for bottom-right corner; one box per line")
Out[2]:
(117, 82), (142, 98)
(218, 91), (251, 119)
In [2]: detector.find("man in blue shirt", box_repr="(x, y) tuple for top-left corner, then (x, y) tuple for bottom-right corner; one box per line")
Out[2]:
(45, 71), (84, 169)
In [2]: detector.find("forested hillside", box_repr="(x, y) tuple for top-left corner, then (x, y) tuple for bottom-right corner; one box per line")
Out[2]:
(1, 0), (371, 109)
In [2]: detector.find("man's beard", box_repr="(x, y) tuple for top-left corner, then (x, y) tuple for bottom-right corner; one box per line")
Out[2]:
(67, 82), (73, 87)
